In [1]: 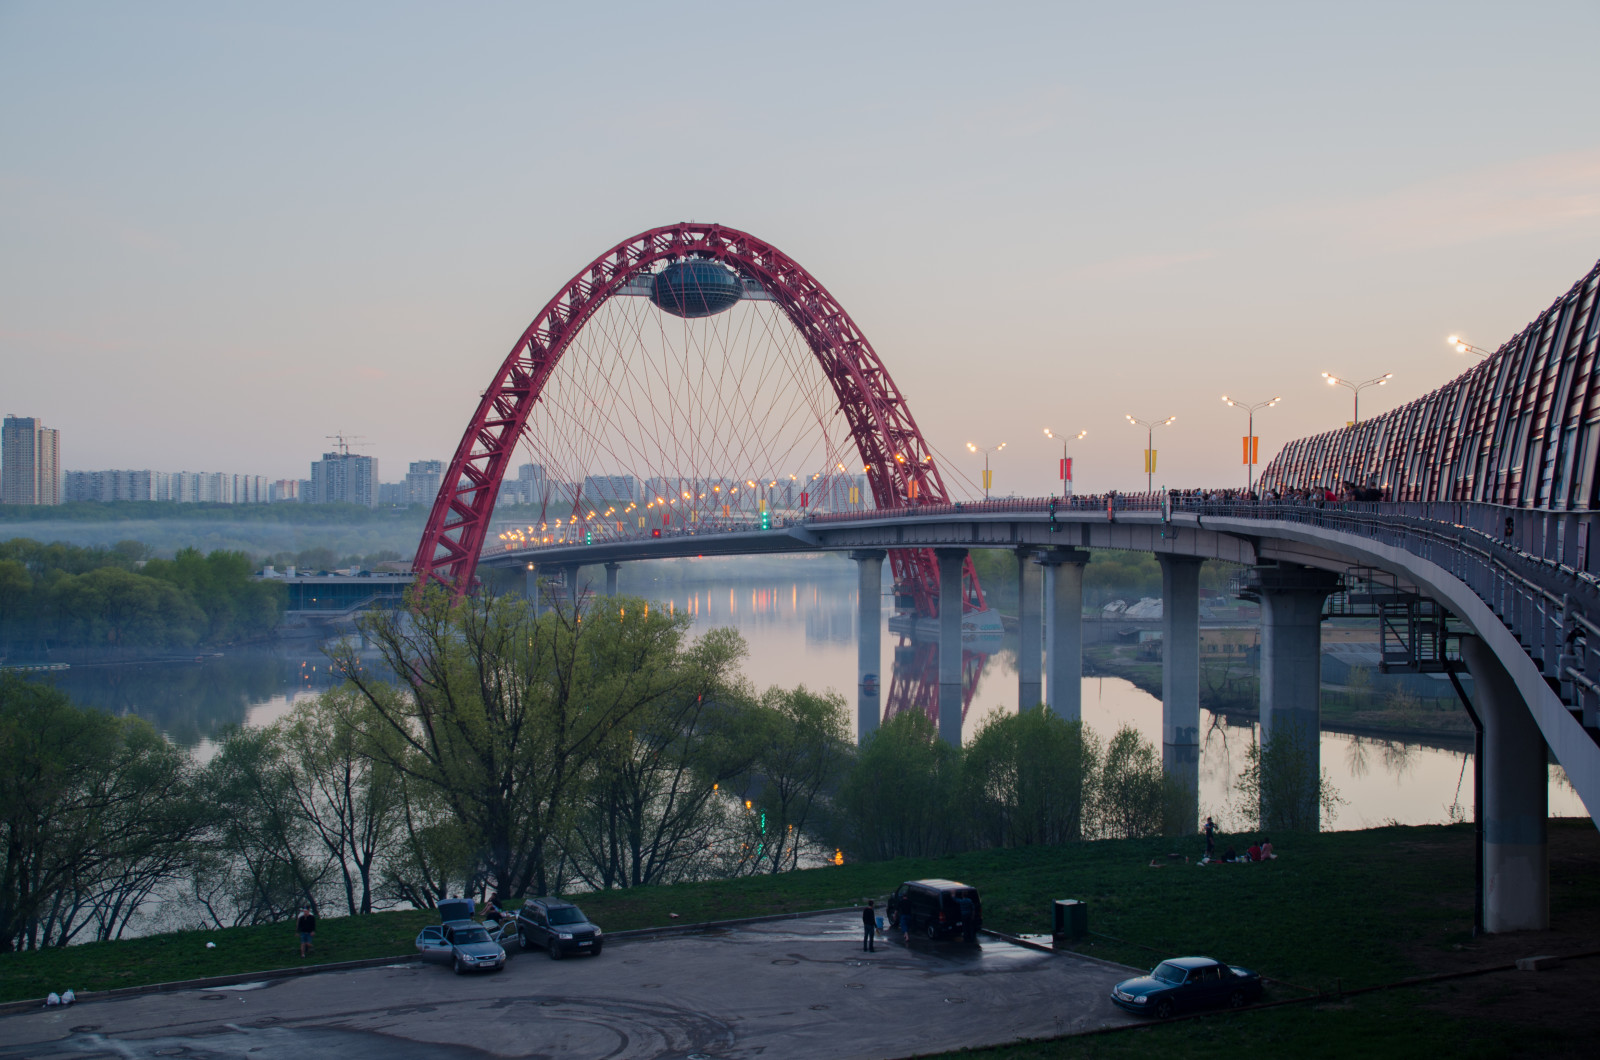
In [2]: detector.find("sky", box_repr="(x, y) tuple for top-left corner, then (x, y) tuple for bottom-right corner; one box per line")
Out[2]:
(3, 1), (1598, 498)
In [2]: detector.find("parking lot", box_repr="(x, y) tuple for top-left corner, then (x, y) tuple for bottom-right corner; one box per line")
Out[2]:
(0, 912), (1139, 1059)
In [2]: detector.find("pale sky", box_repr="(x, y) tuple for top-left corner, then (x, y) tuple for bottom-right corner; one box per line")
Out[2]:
(3, 1), (1598, 498)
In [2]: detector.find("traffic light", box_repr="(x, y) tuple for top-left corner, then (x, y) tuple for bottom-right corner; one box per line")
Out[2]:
(652, 528), (661, 538)
(1048, 497), (1059, 532)
(760, 507), (770, 530)
(584, 530), (592, 545)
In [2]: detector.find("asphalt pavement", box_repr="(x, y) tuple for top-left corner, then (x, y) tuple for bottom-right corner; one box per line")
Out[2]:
(0, 912), (1139, 1059)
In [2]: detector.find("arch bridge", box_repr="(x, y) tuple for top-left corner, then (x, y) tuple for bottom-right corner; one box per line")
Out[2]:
(423, 225), (1600, 936)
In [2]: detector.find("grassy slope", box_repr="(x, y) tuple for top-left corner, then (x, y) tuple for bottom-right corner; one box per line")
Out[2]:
(0, 821), (1524, 1005)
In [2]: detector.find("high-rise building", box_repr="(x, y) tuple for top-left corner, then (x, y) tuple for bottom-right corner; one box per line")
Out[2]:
(63, 469), (169, 502)
(309, 452), (379, 507)
(1, 415), (61, 505)
(269, 479), (300, 503)
(581, 474), (638, 508)
(406, 460), (444, 507)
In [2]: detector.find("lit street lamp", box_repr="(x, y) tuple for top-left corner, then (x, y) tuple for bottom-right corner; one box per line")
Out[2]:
(966, 441), (1006, 499)
(1448, 335), (1493, 358)
(1124, 415), (1176, 494)
(1221, 395), (1281, 492)
(1043, 427), (1086, 498)
(1321, 372), (1392, 424)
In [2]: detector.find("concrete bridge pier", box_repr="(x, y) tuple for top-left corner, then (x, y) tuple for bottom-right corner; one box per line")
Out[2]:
(1255, 564), (1342, 832)
(1159, 556), (1203, 825)
(561, 564), (582, 611)
(1460, 634), (1549, 932)
(936, 548), (967, 746)
(852, 549), (886, 743)
(1037, 549), (1090, 721)
(1016, 548), (1043, 709)
(605, 562), (621, 597)
(525, 565), (541, 616)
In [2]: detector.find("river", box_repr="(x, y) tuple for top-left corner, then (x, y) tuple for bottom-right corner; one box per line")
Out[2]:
(25, 558), (1588, 829)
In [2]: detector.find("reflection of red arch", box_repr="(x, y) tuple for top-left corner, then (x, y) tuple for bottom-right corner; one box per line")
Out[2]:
(414, 222), (985, 618)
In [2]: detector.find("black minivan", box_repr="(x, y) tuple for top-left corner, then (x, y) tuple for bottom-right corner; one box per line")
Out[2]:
(886, 878), (982, 941)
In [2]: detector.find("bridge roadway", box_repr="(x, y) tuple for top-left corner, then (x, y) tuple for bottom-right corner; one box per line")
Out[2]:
(488, 495), (1600, 935)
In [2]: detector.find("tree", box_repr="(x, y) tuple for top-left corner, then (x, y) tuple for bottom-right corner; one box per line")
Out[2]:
(0, 676), (200, 950)
(837, 710), (964, 860)
(199, 725), (332, 926)
(564, 628), (760, 889)
(334, 589), (742, 898)
(733, 685), (852, 874)
(1093, 725), (1179, 839)
(963, 706), (1096, 848)
(1232, 728), (1344, 833)
(277, 690), (406, 915)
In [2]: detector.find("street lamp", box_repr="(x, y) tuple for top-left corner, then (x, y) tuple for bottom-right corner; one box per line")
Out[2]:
(1321, 372), (1392, 424)
(1043, 427), (1086, 498)
(966, 441), (1006, 499)
(1448, 335), (1493, 358)
(1221, 395), (1281, 492)
(1124, 415), (1176, 494)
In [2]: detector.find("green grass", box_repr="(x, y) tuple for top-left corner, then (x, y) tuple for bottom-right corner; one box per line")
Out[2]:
(3, 820), (1591, 1011)
(921, 986), (1589, 1060)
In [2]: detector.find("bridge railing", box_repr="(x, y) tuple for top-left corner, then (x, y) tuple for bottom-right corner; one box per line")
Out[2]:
(1180, 499), (1600, 730)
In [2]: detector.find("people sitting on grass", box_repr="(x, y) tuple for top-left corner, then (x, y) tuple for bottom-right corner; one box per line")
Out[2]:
(1259, 837), (1276, 859)
(1247, 839), (1263, 862)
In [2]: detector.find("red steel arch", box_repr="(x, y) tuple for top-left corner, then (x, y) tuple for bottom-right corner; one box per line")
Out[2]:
(414, 222), (984, 617)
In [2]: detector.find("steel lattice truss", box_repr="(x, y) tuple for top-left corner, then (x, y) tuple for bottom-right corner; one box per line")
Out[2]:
(414, 222), (985, 620)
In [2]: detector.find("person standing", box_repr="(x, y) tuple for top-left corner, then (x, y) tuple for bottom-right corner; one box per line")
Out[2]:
(1203, 816), (1217, 859)
(861, 900), (877, 953)
(296, 907), (316, 958)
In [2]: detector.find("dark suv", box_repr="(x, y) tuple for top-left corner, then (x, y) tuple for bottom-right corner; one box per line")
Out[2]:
(886, 879), (982, 941)
(515, 897), (604, 959)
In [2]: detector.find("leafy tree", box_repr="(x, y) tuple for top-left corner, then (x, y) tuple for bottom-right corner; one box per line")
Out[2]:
(1094, 725), (1180, 839)
(837, 710), (965, 860)
(564, 628), (761, 889)
(198, 725), (332, 926)
(732, 685), (852, 874)
(963, 706), (1096, 847)
(277, 690), (406, 915)
(334, 589), (741, 898)
(1232, 728), (1345, 833)
(0, 676), (199, 950)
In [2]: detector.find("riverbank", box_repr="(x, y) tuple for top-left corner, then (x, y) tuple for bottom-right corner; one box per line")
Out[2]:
(5, 821), (1596, 1019)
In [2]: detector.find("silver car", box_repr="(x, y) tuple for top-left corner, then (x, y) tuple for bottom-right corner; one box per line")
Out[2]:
(415, 921), (507, 975)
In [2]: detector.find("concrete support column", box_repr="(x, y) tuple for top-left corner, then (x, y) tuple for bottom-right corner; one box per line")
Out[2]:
(1016, 548), (1043, 709)
(604, 562), (621, 597)
(1159, 555), (1203, 827)
(936, 548), (967, 746)
(561, 565), (581, 610)
(1461, 635), (1549, 932)
(1255, 564), (1341, 832)
(851, 550), (886, 743)
(525, 565), (541, 616)
(1037, 549), (1090, 721)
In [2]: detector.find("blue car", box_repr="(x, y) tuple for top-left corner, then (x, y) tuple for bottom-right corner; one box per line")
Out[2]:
(1110, 956), (1263, 1018)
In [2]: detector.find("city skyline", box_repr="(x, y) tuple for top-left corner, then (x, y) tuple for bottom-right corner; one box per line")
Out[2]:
(3, 3), (1598, 498)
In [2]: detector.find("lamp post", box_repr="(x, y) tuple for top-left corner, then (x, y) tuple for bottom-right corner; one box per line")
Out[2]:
(1448, 335), (1493, 358)
(1043, 427), (1086, 499)
(1124, 415), (1175, 494)
(1321, 372), (1392, 424)
(1221, 395), (1281, 492)
(966, 441), (1006, 499)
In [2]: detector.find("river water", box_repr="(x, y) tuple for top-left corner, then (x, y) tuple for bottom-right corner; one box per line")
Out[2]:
(29, 559), (1587, 830)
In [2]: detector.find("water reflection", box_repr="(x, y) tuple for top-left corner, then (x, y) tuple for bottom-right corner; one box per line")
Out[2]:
(22, 571), (1590, 828)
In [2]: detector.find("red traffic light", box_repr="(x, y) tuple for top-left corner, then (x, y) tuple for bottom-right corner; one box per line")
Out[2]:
(652, 528), (661, 538)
